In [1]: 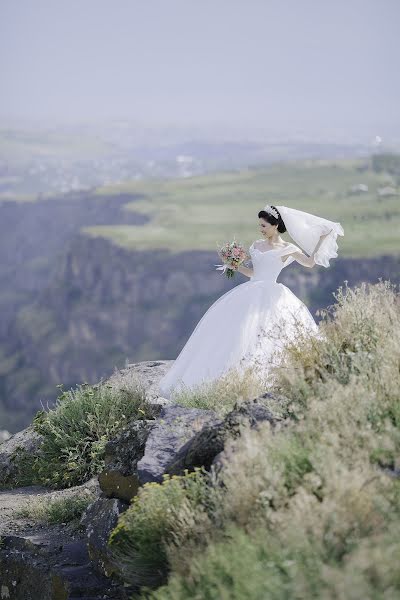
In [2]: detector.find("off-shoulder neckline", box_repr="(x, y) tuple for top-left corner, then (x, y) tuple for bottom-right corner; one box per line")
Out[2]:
(252, 240), (293, 253)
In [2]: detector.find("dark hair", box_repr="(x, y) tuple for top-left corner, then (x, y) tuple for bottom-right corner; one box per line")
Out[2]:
(258, 205), (286, 233)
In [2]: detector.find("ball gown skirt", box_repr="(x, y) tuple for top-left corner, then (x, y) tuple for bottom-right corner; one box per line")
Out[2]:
(157, 241), (320, 399)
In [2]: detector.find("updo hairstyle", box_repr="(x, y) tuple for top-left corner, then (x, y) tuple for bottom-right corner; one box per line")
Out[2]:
(257, 205), (287, 233)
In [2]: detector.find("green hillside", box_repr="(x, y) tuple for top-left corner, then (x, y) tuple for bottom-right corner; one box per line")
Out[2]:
(83, 157), (400, 258)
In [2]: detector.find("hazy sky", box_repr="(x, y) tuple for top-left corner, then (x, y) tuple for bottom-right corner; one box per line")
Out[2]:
(1, 0), (399, 138)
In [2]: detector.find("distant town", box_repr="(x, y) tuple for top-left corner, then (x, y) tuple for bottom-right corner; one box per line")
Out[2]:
(1, 120), (398, 199)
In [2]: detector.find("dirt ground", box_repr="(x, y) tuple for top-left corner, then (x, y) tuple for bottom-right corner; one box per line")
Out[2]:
(0, 478), (99, 539)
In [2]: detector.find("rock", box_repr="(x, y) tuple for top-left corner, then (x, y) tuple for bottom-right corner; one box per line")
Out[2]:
(0, 425), (43, 488)
(0, 476), (129, 598)
(98, 419), (156, 502)
(80, 496), (128, 578)
(98, 404), (221, 499)
(0, 430), (11, 443)
(0, 531), (129, 599)
(105, 359), (174, 408)
(137, 404), (220, 484)
(166, 396), (278, 476)
(382, 466), (400, 479)
(77, 475), (102, 498)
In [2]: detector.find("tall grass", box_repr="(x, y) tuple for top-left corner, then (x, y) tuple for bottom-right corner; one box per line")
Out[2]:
(107, 281), (400, 599)
(169, 363), (268, 416)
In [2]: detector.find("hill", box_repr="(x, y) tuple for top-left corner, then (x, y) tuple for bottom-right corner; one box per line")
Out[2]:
(0, 156), (399, 433)
(0, 281), (398, 599)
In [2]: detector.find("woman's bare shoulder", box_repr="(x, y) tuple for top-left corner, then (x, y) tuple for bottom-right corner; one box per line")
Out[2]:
(253, 240), (295, 250)
(277, 242), (302, 257)
(277, 241), (295, 251)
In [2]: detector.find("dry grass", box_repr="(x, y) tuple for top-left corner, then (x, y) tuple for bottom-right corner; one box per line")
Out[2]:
(169, 363), (269, 416)
(129, 281), (400, 599)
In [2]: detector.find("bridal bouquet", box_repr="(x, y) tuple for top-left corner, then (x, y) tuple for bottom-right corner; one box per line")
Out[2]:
(215, 238), (248, 278)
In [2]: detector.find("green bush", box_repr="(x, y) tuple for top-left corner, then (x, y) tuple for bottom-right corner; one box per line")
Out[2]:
(0, 444), (42, 489)
(108, 468), (216, 591)
(146, 489), (400, 600)
(32, 378), (156, 488)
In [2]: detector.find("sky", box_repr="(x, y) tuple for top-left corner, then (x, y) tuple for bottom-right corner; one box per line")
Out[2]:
(0, 0), (399, 139)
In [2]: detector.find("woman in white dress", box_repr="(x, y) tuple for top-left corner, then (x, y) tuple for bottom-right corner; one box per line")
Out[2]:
(158, 204), (344, 399)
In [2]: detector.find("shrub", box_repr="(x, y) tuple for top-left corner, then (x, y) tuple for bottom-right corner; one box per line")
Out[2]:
(143, 416), (400, 599)
(32, 377), (156, 488)
(134, 281), (400, 599)
(145, 485), (400, 600)
(273, 280), (399, 407)
(108, 468), (216, 591)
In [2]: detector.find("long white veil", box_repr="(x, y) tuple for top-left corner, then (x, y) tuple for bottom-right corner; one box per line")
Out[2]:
(275, 205), (344, 268)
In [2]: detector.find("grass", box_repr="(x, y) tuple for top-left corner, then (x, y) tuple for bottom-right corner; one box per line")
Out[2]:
(30, 374), (157, 489)
(166, 363), (269, 416)
(101, 280), (400, 599)
(82, 157), (400, 258)
(108, 469), (217, 590)
(15, 491), (96, 526)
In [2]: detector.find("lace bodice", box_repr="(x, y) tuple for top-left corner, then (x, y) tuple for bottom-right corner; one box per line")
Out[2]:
(248, 240), (300, 283)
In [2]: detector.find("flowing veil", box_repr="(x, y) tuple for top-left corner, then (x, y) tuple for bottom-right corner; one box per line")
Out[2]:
(276, 205), (344, 268)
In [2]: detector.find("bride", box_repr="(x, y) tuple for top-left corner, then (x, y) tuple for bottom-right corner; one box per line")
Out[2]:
(158, 204), (344, 400)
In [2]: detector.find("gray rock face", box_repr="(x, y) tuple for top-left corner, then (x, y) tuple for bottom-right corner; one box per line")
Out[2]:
(105, 360), (173, 408)
(0, 425), (43, 488)
(166, 397), (278, 476)
(0, 477), (129, 599)
(0, 532), (128, 599)
(136, 404), (220, 484)
(98, 419), (156, 502)
(80, 496), (129, 578)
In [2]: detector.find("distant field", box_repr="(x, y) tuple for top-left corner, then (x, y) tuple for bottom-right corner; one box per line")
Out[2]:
(82, 158), (399, 258)
(0, 128), (111, 163)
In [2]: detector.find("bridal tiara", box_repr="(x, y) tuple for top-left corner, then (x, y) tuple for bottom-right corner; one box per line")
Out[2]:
(263, 204), (279, 219)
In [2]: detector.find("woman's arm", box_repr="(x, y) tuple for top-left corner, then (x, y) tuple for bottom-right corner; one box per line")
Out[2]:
(290, 251), (315, 268)
(291, 229), (333, 268)
(236, 264), (254, 278)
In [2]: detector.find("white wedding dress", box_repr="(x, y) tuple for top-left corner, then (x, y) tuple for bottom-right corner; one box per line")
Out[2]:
(158, 240), (319, 399)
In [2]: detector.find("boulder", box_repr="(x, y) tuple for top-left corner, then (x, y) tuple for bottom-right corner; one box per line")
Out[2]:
(136, 404), (221, 484)
(105, 359), (173, 408)
(0, 425), (43, 488)
(166, 396), (278, 476)
(80, 496), (129, 578)
(0, 533), (128, 599)
(98, 419), (156, 502)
